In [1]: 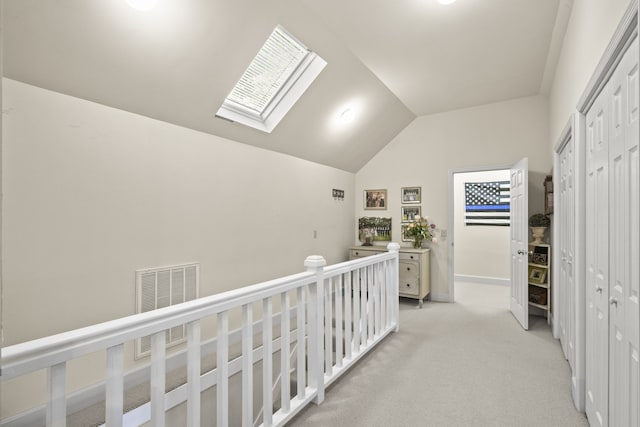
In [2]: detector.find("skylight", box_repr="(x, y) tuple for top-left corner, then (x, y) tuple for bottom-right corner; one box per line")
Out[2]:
(216, 25), (327, 133)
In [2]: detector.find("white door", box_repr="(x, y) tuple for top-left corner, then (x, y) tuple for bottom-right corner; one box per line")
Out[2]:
(510, 158), (529, 330)
(558, 136), (575, 363)
(585, 76), (610, 427)
(607, 36), (639, 427)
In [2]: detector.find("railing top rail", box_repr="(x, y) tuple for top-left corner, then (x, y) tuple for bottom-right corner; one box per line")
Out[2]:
(324, 250), (398, 276)
(1, 251), (398, 380)
(1, 269), (314, 379)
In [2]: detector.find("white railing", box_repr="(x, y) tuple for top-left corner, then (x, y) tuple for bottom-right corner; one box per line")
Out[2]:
(1, 243), (400, 427)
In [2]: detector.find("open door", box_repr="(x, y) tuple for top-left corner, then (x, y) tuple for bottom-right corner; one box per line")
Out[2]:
(510, 158), (529, 329)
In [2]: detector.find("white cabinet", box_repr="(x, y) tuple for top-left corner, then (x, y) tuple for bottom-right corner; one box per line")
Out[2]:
(349, 246), (430, 307)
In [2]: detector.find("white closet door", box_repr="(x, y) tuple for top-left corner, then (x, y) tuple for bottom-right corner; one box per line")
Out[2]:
(585, 82), (610, 427)
(607, 36), (639, 427)
(558, 137), (576, 367)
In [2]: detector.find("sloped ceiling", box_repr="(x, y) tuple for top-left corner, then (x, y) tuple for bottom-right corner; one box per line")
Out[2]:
(3, 0), (563, 172)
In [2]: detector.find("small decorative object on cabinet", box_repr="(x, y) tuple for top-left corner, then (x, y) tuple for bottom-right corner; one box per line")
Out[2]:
(528, 243), (551, 323)
(349, 246), (430, 308)
(528, 213), (550, 244)
(544, 175), (553, 214)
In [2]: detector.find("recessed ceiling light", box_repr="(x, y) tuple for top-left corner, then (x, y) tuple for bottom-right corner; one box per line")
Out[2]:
(339, 108), (355, 123)
(126, 0), (158, 11)
(437, 0), (457, 5)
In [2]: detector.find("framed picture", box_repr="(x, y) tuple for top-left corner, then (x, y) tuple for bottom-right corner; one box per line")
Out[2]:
(401, 225), (412, 242)
(401, 187), (421, 204)
(364, 189), (387, 210)
(528, 266), (547, 285)
(401, 206), (421, 222)
(358, 217), (392, 244)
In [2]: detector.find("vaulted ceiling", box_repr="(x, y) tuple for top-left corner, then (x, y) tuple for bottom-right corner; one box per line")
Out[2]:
(3, 0), (565, 172)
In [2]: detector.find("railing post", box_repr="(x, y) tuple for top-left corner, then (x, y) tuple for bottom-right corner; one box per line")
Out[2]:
(304, 254), (326, 404)
(387, 242), (401, 332)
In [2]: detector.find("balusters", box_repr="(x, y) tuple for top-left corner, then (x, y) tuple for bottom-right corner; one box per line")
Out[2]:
(262, 297), (273, 426)
(186, 321), (201, 427)
(280, 292), (291, 413)
(47, 362), (66, 427)
(344, 272), (352, 360)
(324, 278), (333, 376)
(353, 268), (361, 354)
(335, 275), (343, 368)
(106, 344), (124, 427)
(217, 312), (229, 427)
(150, 331), (166, 427)
(367, 264), (374, 343)
(242, 304), (254, 427)
(296, 287), (306, 399)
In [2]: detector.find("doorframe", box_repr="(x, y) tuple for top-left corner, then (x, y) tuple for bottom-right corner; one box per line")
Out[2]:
(447, 163), (513, 303)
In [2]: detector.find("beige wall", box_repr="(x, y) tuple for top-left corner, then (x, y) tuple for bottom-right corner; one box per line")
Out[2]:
(356, 95), (550, 299)
(453, 169), (510, 281)
(2, 78), (356, 343)
(549, 0), (631, 144)
(1, 78), (356, 416)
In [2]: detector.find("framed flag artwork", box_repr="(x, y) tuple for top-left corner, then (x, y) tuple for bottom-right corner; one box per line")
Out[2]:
(464, 180), (510, 226)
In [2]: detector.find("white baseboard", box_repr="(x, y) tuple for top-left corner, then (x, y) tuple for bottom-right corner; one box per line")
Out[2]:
(429, 292), (450, 302)
(454, 274), (509, 287)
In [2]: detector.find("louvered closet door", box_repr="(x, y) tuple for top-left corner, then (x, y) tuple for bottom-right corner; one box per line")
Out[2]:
(585, 78), (610, 427)
(607, 36), (639, 427)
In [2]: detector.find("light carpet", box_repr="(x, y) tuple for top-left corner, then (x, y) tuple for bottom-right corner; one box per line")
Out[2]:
(288, 282), (589, 427)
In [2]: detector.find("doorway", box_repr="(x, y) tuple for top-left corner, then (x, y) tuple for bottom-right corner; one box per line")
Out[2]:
(448, 167), (511, 305)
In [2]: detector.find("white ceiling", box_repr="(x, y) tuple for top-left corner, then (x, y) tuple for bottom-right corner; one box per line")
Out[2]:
(3, 0), (565, 172)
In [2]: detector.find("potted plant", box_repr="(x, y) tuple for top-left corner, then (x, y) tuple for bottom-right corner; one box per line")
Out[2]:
(528, 213), (550, 244)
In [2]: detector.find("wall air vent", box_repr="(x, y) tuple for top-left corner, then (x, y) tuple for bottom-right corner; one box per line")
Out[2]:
(135, 262), (199, 359)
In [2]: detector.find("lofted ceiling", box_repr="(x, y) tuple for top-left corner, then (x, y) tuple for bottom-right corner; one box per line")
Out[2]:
(3, 0), (565, 172)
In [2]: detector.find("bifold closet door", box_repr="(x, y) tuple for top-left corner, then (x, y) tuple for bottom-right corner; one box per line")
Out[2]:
(607, 36), (639, 427)
(585, 79), (610, 427)
(558, 138), (576, 369)
(585, 35), (640, 427)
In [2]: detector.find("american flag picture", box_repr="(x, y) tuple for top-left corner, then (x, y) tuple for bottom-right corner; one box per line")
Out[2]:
(464, 181), (511, 226)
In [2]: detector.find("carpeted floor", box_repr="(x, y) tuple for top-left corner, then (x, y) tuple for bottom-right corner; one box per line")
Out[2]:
(288, 282), (589, 427)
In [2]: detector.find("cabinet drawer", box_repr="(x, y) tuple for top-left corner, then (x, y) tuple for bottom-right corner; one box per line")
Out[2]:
(399, 261), (420, 280)
(399, 252), (422, 262)
(350, 249), (370, 259)
(399, 278), (419, 296)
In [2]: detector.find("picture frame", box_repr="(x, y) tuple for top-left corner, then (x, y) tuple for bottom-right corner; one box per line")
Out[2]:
(401, 187), (421, 204)
(401, 206), (421, 223)
(528, 266), (547, 284)
(358, 217), (392, 244)
(401, 225), (412, 242)
(364, 189), (387, 210)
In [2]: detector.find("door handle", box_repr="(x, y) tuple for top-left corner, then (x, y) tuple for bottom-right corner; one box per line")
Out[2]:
(517, 250), (533, 255)
(595, 286), (603, 293)
(610, 297), (618, 306)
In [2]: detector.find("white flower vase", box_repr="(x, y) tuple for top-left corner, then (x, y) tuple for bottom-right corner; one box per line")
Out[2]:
(530, 226), (546, 244)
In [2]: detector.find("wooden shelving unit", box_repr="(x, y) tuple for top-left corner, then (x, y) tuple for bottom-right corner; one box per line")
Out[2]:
(528, 243), (551, 323)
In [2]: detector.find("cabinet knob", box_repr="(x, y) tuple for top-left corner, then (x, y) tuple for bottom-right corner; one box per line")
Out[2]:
(610, 297), (618, 306)
(406, 283), (410, 287)
(355, 252), (359, 256)
(595, 286), (603, 293)
(410, 255), (414, 259)
(407, 267), (411, 271)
